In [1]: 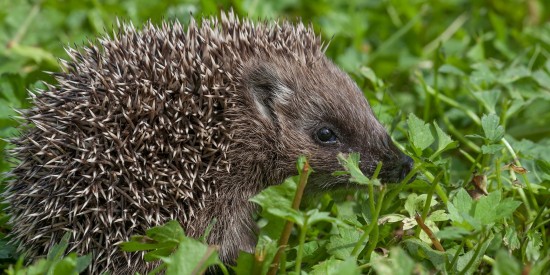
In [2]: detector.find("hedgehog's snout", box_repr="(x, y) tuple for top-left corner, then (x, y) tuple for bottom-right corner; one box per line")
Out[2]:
(399, 155), (415, 183)
(373, 145), (415, 184)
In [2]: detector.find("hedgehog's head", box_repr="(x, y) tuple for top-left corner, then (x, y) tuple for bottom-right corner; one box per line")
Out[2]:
(240, 55), (413, 190)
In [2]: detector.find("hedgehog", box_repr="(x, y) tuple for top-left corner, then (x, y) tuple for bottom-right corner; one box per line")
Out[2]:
(3, 11), (413, 274)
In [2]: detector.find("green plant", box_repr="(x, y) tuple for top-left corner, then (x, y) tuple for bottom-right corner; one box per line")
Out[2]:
(4, 233), (91, 275)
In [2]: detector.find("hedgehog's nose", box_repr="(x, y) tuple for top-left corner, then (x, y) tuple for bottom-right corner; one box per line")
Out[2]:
(399, 155), (415, 183)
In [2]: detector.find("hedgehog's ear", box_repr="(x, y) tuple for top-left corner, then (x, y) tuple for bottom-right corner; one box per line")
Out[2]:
(247, 65), (293, 121)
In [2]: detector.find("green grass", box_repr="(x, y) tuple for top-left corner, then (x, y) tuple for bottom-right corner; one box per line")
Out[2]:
(2, 0), (550, 274)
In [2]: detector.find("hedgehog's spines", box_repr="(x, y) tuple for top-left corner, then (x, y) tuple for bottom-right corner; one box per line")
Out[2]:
(5, 10), (325, 274)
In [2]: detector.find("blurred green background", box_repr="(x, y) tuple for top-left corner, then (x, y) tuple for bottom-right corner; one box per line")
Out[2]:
(1, 0), (550, 270)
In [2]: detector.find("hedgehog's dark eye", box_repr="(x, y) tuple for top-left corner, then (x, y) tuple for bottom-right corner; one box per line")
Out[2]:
(315, 127), (338, 144)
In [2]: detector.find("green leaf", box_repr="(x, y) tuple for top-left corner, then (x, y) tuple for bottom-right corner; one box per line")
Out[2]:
(530, 257), (550, 275)
(120, 220), (185, 254)
(536, 159), (550, 180)
(481, 113), (505, 142)
(232, 252), (255, 274)
(146, 220), (186, 243)
(492, 250), (521, 275)
(451, 189), (473, 218)
(526, 232), (542, 262)
(8, 45), (59, 67)
(25, 259), (48, 275)
(251, 176), (295, 211)
(326, 226), (363, 260)
(0, 99), (17, 120)
(120, 236), (174, 252)
(250, 174), (296, 238)
(403, 239), (448, 270)
(438, 64), (465, 76)
(265, 204), (303, 226)
(379, 214), (407, 224)
(336, 153), (380, 185)
(467, 40), (485, 62)
(503, 227), (521, 251)
(471, 89), (501, 114)
(163, 237), (221, 275)
(144, 247), (179, 262)
(499, 66), (531, 84)
(46, 233), (71, 262)
(73, 254), (92, 274)
(454, 233), (494, 274)
(404, 193), (436, 217)
(447, 189), (479, 230)
(300, 241), (322, 260)
(407, 113), (435, 156)
(433, 122), (457, 155)
(0, 239), (16, 259)
(310, 258), (360, 275)
(489, 11), (507, 40)
(360, 66), (384, 88)
(473, 191), (500, 225)
(426, 210), (449, 222)
(481, 144), (504, 154)
(372, 247), (419, 275)
(251, 177), (301, 227)
(5, 232), (91, 275)
(532, 70), (550, 88)
(493, 198), (521, 221)
(253, 236), (279, 275)
(418, 220), (440, 244)
(435, 226), (471, 240)
(305, 209), (341, 227)
(52, 253), (78, 275)
(404, 193), (419, 217)
(334, 201), (362, 227)
(470, 63), (496, 87)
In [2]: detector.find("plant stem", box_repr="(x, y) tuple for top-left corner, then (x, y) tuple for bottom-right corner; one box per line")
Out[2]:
(294, 217), (308, 274)
(501, 138), (539, 212)
(458, 233), (489, 275)
(458, 149), (478, 165)
(383, 163), (423, 211)
(420, 169), (449, 205)
(414, 213), (445, 252)
(482, 255), (495, 266)
(351, 163), (383, 257)
(448, 240), (464, 271)
(495, 156), (503, 190)
(217, 262), (230, 275)
(363, 188), (387, 260)
(268, 160), (310, 275)
(421, 171), (443, 220)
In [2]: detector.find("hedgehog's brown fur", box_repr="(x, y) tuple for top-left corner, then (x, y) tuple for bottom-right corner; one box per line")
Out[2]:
(4, 11), (412, 274)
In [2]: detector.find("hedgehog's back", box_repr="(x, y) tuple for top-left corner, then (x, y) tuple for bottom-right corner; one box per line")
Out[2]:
(4, 11), (325, 273)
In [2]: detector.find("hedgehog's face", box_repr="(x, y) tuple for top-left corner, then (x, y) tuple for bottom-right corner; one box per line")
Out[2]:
(243, 57), (414, 190)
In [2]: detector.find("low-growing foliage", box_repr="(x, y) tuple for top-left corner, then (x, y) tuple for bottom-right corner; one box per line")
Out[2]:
(4, 233), (91, 275)
(1, 0), (550, 274)
(121, 221), (228, 274)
